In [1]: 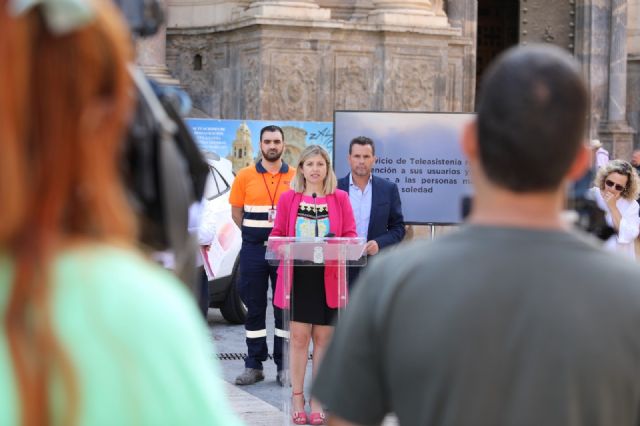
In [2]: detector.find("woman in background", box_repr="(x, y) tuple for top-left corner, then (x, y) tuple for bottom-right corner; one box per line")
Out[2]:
(590, 159), (640, 259)
(0, 1), (241, 425)
(270, 145), (357, 425)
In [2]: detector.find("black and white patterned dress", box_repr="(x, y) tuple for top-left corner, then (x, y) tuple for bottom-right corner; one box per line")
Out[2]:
(291, 195), (336, 325)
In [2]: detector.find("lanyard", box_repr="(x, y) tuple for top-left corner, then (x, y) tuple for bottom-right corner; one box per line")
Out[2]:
(261, 171), (283, 209)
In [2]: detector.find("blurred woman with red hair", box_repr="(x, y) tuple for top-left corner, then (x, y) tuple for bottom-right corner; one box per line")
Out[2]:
(0, 0), (241, 425)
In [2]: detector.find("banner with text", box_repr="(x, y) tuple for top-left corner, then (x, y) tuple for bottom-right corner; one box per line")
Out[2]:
(186, 118), (333, 173)
(333, 111), (474, 225)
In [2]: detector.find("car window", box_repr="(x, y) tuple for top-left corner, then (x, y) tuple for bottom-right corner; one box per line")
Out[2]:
(206, 165), (231, 201)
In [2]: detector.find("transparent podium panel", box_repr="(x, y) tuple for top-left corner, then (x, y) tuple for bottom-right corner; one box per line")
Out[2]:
(265, 236), (366, 425)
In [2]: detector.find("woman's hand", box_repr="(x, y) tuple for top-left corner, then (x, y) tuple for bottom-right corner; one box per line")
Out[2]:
(602, 190), (620, 211)
(601, 189), (623, 232)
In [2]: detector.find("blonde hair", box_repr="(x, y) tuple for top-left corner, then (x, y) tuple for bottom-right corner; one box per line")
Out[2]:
(594, 159), (640, 200)
(291, 145), (337, 194)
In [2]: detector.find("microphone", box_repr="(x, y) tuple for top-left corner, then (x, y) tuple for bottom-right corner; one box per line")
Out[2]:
(312, 192), (319, 237)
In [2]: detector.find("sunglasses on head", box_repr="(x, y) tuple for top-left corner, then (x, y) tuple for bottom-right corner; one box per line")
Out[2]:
(605, 179), (626, 192)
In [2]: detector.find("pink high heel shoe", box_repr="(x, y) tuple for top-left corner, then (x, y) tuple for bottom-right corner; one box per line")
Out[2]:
(309, 411), (326, 425)
(291, 391), (307, 425)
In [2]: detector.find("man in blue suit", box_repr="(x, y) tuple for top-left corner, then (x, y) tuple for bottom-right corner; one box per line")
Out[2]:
(338, 136), (405, 288)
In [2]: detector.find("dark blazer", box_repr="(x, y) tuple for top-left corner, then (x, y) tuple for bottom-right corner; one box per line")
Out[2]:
(338, 174), (406, 286)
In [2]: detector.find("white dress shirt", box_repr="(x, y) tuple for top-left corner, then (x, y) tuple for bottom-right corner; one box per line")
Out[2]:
(349, 173), (372, 240)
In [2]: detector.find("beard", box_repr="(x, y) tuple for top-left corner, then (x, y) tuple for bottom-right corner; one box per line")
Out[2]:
(262, 148), (283, 162)
(352, 166), (370, 177)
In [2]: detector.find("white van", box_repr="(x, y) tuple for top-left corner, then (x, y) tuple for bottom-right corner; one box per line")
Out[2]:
(200, 152), (245, 323)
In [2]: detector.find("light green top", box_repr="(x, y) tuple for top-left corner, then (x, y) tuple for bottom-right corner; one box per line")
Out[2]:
(0, 245), (243, 426)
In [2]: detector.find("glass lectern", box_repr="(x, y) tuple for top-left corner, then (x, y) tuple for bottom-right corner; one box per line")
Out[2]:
(266, 236), (366, 425)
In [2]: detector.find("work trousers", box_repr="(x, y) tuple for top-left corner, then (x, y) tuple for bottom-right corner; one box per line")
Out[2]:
(238, 242), (283, 371)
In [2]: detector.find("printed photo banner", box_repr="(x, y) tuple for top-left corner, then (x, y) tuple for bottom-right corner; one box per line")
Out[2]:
(186, 118), (333, 173)
(333, 111), (475, 225)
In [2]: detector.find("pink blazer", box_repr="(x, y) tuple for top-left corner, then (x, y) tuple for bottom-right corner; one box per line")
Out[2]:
(270, 189), (357, 309)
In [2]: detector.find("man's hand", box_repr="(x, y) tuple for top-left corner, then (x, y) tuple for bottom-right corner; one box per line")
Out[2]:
(365, 240), (379, 256)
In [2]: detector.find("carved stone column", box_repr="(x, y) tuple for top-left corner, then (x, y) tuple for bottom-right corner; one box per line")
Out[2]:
(608, 0), (628, 123)
(446, 0), (477, 112)
(628, 56), (640, 149)
(242, 0), (330, 20)
(368, 0), (447, 27)
(576, 0), (635, 158)
(599, 0), (635, 159)
(629, 0), (640, 56)
(627, 1), (640, 149)
(136, 0), (180, 86)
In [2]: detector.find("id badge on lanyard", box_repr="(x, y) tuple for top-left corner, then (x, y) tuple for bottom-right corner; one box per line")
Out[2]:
(263, 171), (282, 223)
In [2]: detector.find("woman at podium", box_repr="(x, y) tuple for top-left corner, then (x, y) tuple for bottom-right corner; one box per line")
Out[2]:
(270, 145), (357, 425)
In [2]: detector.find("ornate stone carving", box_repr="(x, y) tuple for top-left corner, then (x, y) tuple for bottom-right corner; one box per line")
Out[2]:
(267, 53), (318, 120)
(241, 54), (260, 119)
(388, 58), (437, 111)
(167, 36), (210, 75)
(334, 55), (372, 110)
(165, 37), (210, 110)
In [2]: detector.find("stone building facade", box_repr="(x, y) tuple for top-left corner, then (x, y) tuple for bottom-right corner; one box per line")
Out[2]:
(165, 1), (474, 121)
(141, 0), (640, 159)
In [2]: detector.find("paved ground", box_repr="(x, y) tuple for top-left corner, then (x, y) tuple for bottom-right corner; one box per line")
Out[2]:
(223, 381), (284, 425)
(207, 304), (285, 410)
(207, 303), (398, 425)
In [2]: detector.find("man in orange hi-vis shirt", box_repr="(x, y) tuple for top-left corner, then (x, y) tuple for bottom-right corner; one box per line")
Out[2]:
(229, 125), (296, 386)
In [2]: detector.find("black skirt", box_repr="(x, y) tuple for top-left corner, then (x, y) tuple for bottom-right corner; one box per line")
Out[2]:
(291, 265), (337, 326)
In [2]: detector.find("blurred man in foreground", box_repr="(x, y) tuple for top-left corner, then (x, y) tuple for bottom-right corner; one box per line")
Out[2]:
(313, 44), (640, 426)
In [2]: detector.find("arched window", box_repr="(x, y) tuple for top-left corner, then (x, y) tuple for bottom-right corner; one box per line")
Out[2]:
(193, 54), (202, 71)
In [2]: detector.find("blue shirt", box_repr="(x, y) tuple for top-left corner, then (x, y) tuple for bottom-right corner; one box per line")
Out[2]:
(348, 173), (372, 240)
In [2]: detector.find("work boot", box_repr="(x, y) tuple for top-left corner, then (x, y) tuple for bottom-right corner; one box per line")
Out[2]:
(235, 368), (265, 385)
